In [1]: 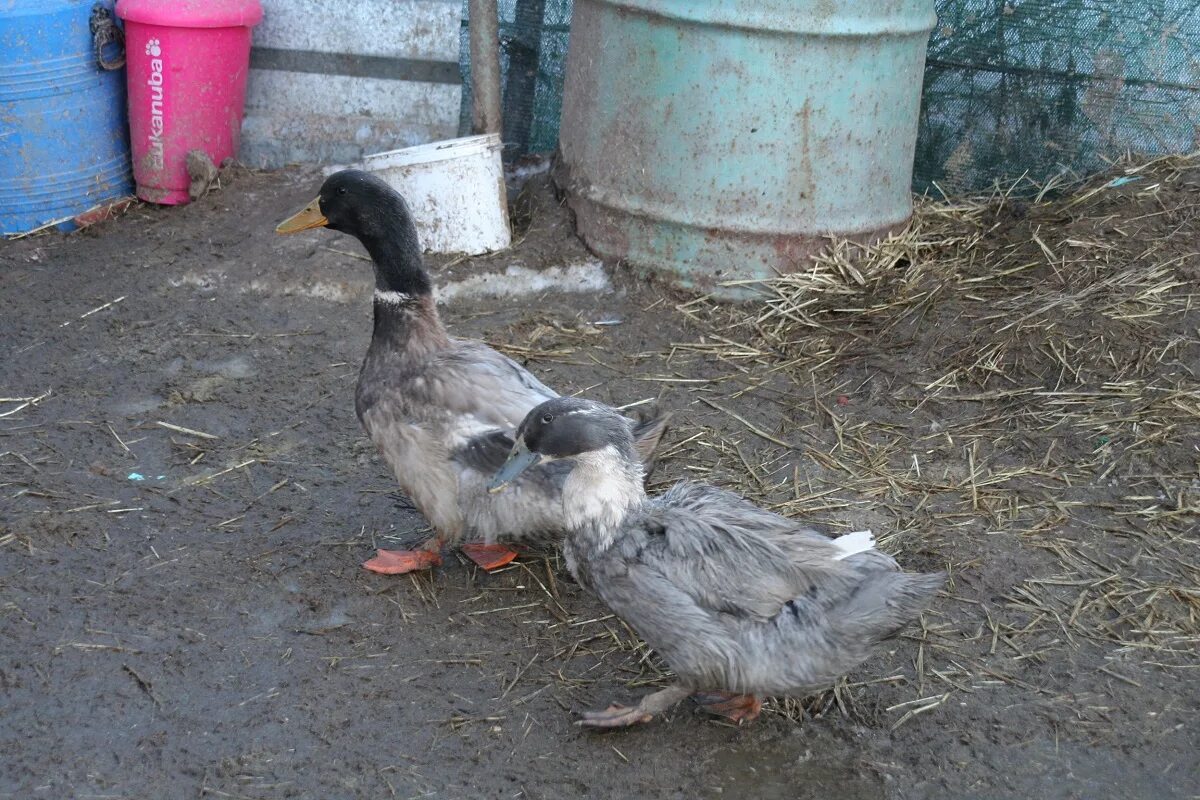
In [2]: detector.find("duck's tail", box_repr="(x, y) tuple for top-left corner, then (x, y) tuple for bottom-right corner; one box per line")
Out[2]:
(630, 410), (672, 478)
(843, 569), (945, 644)
(831, 529), (876, 560)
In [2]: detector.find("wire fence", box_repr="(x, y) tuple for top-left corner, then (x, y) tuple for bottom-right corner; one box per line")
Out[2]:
(918, 0), (1200, 193)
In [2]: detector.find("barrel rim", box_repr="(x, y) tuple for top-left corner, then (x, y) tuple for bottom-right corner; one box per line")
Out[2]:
(116, 0), (263, 30)
(583, 0), (938, 38)
(363, 134), (503, 171)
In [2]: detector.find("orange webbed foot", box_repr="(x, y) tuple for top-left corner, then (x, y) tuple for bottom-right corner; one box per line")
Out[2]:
(459, 542), (519, 571)
(691, 692), (763, 724)
(362, 548), (443, 574)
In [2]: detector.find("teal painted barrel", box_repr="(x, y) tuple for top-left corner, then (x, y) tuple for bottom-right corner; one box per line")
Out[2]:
(557, 0), (936, 295)
(1, 0), (133, 235)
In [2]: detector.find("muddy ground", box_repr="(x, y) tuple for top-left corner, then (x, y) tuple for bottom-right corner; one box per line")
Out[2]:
(1, 166), (1197, 799)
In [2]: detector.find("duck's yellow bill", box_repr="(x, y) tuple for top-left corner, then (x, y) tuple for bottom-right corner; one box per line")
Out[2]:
(276, 197), (326, 233)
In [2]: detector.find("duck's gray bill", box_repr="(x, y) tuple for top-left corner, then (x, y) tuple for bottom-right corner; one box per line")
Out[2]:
(488, 439), (544, 493)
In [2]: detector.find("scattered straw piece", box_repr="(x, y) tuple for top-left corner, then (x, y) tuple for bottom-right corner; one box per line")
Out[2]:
(156, 421), (219, 440)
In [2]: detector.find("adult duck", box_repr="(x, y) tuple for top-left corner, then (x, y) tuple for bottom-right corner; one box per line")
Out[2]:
(277, 171), (669, 574)
(489, 397), (943, 727)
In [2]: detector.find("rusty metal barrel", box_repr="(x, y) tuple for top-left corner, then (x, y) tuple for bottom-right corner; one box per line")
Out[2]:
(557, 0), (936, 296)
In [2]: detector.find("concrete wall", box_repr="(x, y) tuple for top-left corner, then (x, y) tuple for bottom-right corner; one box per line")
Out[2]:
(241, 0), (463, 168)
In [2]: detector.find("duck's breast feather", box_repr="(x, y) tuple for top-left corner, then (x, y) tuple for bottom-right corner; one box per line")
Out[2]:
(360, 406), (465, 536)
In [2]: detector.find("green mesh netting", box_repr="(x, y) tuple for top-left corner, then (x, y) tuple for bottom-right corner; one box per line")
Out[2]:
(457, 0), (572, 157)
(459, 1), (1200, 191)
(918, 1), (1200, 193)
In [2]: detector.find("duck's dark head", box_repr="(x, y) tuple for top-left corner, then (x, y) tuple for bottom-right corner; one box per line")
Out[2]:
(276, 170), (409, 238)
(276, 170), (430, 296)
(488, 397), (636, 492)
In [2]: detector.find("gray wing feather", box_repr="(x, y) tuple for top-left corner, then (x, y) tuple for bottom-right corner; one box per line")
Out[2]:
(636, 483), (866, 621)
(587, 554), (744, 689)
(594, 483), (943, 694)
(429, 340), (558, 430)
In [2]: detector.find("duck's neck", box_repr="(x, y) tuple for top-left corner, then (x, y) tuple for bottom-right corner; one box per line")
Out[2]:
(361, 218), (430, 296)
(359, 223), (448, 352)
(562, 447), (646, 549)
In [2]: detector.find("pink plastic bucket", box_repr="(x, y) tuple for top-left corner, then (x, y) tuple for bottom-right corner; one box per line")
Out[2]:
(116, 0), (262, 204)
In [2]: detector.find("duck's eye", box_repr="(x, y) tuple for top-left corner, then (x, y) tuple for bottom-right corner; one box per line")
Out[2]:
(337, 187), (348, 196)
(541, 413), (554, 423)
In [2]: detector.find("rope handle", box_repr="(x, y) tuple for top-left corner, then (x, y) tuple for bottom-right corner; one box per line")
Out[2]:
(90, 3), (126, 71)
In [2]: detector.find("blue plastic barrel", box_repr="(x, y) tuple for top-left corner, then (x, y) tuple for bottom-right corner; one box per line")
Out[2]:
(1, 0), (133, 235)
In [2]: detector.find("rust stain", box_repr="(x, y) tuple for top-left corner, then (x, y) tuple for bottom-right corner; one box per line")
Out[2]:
(557, 0), (926, 296)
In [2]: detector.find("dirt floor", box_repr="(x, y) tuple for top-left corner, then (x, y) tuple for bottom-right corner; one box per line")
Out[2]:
(1, 160), (1197, 800)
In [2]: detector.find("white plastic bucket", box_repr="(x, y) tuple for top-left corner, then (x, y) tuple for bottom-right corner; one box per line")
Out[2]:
(362, 134), (511, 256)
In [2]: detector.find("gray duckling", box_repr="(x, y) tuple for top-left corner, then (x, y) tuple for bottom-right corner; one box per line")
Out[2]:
(489, 397), (944, 728)
(277, 171), (669, 574)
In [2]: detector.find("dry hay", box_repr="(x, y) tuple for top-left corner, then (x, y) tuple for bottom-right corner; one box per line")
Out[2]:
(655, 152), (1200, 723)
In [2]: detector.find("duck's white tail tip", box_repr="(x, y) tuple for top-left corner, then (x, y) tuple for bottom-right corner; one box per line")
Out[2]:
(832, 529), (875, 560)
